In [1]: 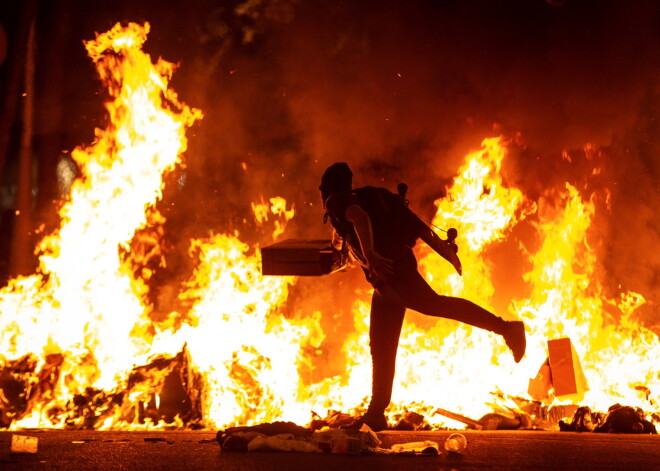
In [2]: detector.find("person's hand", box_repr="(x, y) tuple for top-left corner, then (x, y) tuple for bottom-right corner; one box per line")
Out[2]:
(365, 251), (394, 281)
(431, 239), (462, 276)
(448, 250), (462, 276)
(331, 230), (343, 251)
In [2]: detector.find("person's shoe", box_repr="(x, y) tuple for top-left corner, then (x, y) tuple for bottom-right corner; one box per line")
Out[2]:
(341, 412), (388, 432)
(503, 321), (526, 363)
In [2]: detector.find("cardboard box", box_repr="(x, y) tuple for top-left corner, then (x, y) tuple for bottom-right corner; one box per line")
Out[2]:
(547, 337), (589, 399)
(261, 239), (345, 276)
(528, 358), (553, 402)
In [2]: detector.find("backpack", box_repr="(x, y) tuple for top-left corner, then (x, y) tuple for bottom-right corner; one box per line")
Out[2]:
(351, 186), (423, 248)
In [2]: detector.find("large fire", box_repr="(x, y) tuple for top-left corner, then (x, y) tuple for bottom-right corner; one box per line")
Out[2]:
(0, 22), (657, 431)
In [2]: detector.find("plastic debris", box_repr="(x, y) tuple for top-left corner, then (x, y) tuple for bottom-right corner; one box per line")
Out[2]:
(313, 423), (380, 454)
(391, 440), (440, 454)
(329, 437), (362, 455)
(247, 433), (322, 453)
(444, 433), (467, 453)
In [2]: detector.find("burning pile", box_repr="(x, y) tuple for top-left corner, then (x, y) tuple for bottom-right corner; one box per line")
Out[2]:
(0, 22), (658, 432)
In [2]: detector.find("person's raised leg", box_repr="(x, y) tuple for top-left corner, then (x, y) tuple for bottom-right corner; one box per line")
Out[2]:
(392, 268), (526, 362)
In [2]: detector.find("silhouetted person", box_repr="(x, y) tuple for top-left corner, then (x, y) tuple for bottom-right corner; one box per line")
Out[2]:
(319, 162), (526, 431)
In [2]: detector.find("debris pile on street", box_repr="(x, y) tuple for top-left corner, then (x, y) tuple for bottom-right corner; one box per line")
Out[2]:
(216, 420), (452, 455)
(559, 404), (658, 434)
(0, 347), (203, 429)
(439, 396), (658, 434)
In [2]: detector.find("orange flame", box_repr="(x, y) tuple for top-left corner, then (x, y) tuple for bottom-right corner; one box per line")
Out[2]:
(389, 138), (659, 427)
(0, 22), (303, 430)
(514, 184), (658, 412)
(0, 21), (204, 428)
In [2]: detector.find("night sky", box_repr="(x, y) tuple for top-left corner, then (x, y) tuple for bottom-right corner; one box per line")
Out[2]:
(0, 0), (658, 324)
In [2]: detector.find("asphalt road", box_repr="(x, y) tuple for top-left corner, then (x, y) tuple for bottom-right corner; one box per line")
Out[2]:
(1, 429), (658, 470)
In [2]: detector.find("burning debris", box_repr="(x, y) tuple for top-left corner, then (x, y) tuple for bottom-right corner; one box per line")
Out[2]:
(0, 347), (203, 430)
(560, 404), (657, 434)
(0, 353), (63, 428)
(216, 402), (656, 457)
(528, 337), (589, 403)
(437, 395), (659, 434)
(214, 390), (658, 455)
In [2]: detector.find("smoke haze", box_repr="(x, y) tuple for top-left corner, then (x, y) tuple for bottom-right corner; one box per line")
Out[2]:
(1, 0), (658, 325)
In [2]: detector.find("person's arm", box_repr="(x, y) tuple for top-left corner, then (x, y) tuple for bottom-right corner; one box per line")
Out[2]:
(344, 203), (394, 281)
(417, 223), (462, 275)
(330, 229), (343, 251)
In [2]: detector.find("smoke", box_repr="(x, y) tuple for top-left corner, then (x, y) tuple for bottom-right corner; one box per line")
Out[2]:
(28, 0), (658, 324)
(604, 86), (660, 328)
(228, 0), (658, 326)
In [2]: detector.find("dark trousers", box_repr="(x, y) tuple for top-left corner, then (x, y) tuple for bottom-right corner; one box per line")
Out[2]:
(366, 245), (507, 416)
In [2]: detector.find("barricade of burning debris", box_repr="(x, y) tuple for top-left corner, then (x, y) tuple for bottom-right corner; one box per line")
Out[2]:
(450, 336), (659, 435)
(0, 347), (204, 429)
(461, 397), (658, 434)
(215, 336), (657, 455)
(523, 337), (658, 434)
(1, 335), (657, 441)
(214, 399), (657, 456)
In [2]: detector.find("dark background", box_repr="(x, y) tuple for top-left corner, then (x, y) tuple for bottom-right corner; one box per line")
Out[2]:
(0, 0), (658, 326)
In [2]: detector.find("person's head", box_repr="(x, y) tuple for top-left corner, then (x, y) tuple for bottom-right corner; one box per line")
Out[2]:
(319, 162), (353, 203)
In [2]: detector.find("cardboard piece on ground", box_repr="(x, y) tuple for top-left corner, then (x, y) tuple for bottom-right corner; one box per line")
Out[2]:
(435, 408), (484, 430)
(11, 434), (38, 453)
(547, 337), (589, 400)
(528, 357), (553, 402)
